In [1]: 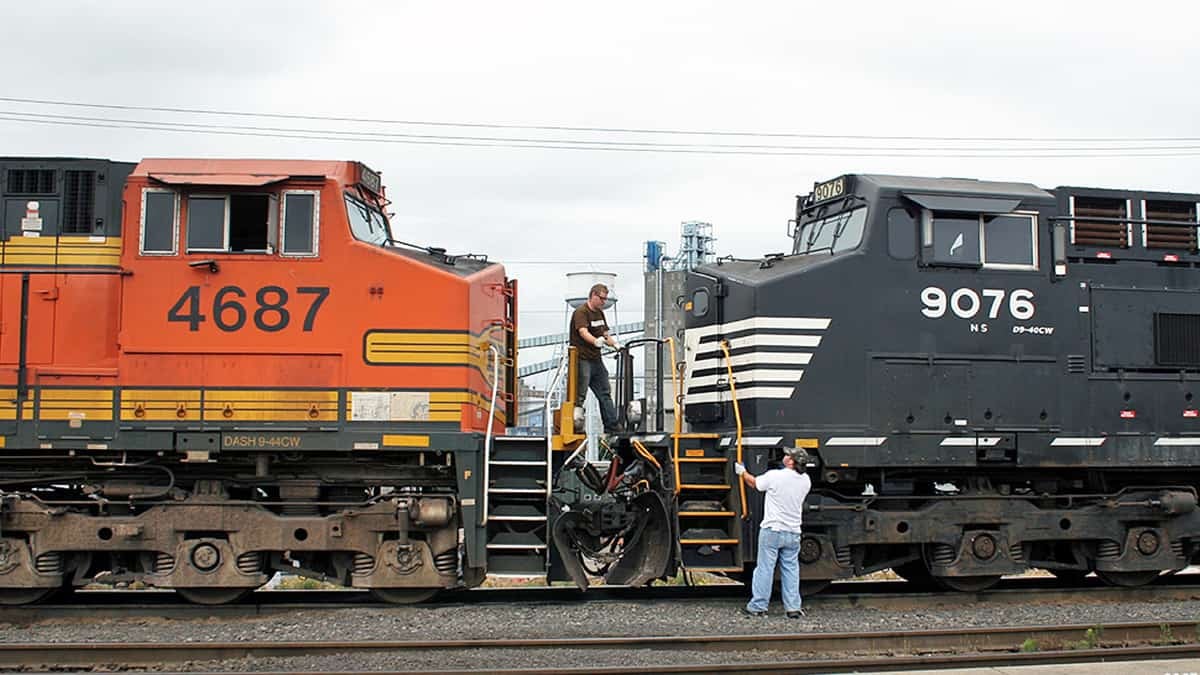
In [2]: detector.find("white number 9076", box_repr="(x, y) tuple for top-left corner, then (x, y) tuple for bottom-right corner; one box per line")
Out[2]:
(921, 286), (1035, 321)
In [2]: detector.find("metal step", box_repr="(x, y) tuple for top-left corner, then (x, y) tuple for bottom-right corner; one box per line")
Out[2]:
(488, 503), (547, 521)
(487, 553), (547, 575)
(491, 437), (550, 463)
(487, 531), (548, 550)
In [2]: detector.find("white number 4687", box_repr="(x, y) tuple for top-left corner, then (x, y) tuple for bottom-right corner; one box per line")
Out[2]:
(921, 286), (1035, 321)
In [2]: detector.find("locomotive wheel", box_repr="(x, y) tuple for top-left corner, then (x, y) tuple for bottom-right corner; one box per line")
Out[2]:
(175, 587), (254, 605)
(930, 574), (1002, 593)
(1094, 569), (1161, 587)
(369, 587), (439, 604)
(0, 588), (58, 605)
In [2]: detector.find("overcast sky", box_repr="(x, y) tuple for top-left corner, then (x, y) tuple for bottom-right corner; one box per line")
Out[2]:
(3, 1), (1198, 383)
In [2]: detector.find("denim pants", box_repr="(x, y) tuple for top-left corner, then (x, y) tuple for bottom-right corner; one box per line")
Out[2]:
(576, 357), (618, 432)
(747, 526), (802, 612)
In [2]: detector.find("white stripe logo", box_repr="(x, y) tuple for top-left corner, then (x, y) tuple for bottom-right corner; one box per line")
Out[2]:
(683, 316), (829, 405)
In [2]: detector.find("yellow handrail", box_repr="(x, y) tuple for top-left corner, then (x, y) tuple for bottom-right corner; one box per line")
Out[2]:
(666, 336), (682, 435)
(666, 336), (682, 494)
(719, 340), (747, 519)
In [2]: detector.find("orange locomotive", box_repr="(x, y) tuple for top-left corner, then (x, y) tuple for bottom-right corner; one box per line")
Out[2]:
(0, 157), (521, 603)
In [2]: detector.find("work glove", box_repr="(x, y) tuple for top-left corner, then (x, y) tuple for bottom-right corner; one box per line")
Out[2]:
(594, 335), (607, 348)
(734, 462), (746, 476)
(610, 340), (622, 350)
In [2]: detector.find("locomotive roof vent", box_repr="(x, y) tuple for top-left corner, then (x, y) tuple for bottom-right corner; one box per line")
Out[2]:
(6, 168), (56, 195)
(1070, 195), (1129, 248)
(1144, 199), (1197, 251)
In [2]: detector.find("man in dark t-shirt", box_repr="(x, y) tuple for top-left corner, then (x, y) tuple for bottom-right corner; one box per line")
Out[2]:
(569, 283), (620, 432)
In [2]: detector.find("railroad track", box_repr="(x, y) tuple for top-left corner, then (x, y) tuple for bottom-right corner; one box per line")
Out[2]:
(6, 573), (1200, 621)
(1, 621), (1198, 673)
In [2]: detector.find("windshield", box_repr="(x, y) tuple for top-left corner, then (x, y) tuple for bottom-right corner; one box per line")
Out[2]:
(793, 207), (868, 255)
(345, 193), (392, 245)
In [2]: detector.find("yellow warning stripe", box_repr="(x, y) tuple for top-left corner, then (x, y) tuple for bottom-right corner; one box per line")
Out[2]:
(120, 389), (203, 422)
(35, 389), (115, 421)
(0, 388), (15, 421)
(1, 236), (122, 267)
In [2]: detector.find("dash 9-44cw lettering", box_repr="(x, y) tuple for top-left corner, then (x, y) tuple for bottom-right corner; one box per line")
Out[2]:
(167, 285), (330, 332)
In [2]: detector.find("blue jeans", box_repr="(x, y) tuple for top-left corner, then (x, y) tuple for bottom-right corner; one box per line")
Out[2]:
(577, 357), (618, 432)
(747, 527), (802, 613)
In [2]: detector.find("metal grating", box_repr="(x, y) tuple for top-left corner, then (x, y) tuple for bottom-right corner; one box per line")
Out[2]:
(1145, 200), (1197, 250)
(1155, 313), (1200, 367)
(1072, 196), (1127, 247)
(62, 170), (95, 234)
(7, 168), (56, 194)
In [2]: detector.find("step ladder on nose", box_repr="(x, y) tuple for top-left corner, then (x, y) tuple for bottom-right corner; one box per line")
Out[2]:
(673, 432), (744, 573)
(483, 435), (552, 576)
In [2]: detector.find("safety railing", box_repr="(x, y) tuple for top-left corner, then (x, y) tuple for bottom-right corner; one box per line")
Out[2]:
(480, 344), (501, 526)
(544, 349), (571, 491)
(719, 340), (747, 519)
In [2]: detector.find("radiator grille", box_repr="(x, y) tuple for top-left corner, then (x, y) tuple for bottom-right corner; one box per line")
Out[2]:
(1145, 200), (1197, 250)
(62, 170), (95, 234)
(1155, 313), (1200, 367)
(7, 169), (55, 194)
(1072, 196), (1128, 247)
(1066, 355), (1087, 373)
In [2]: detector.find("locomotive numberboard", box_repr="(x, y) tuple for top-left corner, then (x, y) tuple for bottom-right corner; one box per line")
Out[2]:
(809, 176), (848, 204)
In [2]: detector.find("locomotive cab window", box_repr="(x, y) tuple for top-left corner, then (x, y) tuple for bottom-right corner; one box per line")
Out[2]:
(793, 206), (868, 255)
(186, 193), (278, 253)
(923, 210), (1037, 270)
(140, 189), (178, 255)
(345, 193), (391, 245)
(281, 191), (320, 256)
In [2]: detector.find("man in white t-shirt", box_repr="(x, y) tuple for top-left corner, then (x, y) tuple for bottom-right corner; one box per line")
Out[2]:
(735, 447), (813, 618)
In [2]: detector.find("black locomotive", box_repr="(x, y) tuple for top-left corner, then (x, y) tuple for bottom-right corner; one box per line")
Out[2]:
(553, 173), (1200, 592)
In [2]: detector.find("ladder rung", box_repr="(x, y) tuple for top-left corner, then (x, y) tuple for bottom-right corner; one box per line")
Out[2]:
(682, 566), (743, 572)
(488, 515), (547, 522)
(486, 543), (548, 550)
(489, 460), (547, 466)
(676, 458), (727, 463)
(674, 433), (721, 439)
(679, 483), (731, 490)
(678, 511), (736, 517)
(488, 488), (548, 494)
(680, 538), (739, 545)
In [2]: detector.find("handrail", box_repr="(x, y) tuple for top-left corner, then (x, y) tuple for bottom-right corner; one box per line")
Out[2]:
(666, 336), (682, 494)
(719, 340), (747, 520)
(666, 336), (682, 435)
(544, 349), (571, 494)
(480, 344), (501, 527)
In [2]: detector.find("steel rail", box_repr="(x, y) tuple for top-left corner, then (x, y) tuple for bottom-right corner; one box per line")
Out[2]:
(1, 621), (1198, 669)
(9, 573), (1200, 618)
